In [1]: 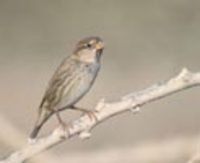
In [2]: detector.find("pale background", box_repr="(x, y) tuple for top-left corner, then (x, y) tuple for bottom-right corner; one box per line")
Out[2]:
(0, 0), (200, 162)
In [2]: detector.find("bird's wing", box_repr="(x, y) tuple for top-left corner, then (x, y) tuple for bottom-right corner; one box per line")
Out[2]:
(39, 57), (76, 111)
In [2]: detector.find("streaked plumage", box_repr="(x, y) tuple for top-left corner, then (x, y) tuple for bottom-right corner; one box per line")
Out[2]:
(30, 36), (104, 139)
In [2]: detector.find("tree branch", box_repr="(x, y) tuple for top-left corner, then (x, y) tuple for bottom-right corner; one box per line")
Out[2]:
(1, 68), (200, 163)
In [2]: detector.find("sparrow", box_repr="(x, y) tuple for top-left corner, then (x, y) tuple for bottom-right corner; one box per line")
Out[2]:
(30, 36), (104, 139)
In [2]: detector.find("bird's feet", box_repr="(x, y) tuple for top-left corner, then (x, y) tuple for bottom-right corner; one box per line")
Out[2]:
(71, 106), (98, 122)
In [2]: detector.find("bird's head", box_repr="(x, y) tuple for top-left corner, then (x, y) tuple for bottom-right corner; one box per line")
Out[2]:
(73, 36), (104, 63)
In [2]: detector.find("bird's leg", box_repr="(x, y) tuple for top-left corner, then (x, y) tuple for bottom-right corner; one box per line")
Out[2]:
(55, 111), (70, 131)
(47, 107), (69, 133)
(46, 108), (65, 127)
(70, 105), (98, 121)
(55, 111), (64, 126)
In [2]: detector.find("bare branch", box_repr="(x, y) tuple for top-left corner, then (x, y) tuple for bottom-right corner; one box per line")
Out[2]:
(1, 68), (200, 163)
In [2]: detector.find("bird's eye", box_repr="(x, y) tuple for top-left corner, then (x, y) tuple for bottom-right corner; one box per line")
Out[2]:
(86, 43), (92, 48)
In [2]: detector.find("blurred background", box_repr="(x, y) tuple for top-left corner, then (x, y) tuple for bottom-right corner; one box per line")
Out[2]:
(0, 0), (200, 162)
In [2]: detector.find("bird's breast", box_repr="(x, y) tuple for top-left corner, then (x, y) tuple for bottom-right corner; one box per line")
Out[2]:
(56, 62), (100, 109)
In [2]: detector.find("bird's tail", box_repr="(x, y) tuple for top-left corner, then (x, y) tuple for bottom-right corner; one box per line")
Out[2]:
(29, 109), (53, 139)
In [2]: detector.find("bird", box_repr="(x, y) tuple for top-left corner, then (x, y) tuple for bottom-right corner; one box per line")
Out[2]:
(30, 36), (104, 139)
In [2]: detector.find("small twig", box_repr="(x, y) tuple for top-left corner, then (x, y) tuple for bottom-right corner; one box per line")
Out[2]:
(1, 68), (200, 163)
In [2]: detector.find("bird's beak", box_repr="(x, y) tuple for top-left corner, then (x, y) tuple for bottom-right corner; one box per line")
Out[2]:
(95, 41), (104, 50)
(95, 42), (104, 60)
